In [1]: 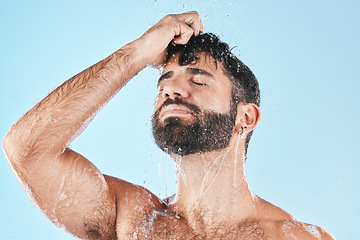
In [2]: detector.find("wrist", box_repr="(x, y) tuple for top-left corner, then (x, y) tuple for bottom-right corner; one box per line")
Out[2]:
(125, 38), (151, 68)
(111, 40), (148, 78)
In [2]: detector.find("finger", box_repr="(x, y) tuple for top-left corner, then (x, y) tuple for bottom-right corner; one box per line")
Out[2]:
(179, 11), (203, 35)
(173, 23), (194, 45)
(198, 17), (204, 34)
(177, 11), (204, 36)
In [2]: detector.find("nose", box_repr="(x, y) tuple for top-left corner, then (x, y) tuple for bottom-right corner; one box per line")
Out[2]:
(162, 78), (190, 100)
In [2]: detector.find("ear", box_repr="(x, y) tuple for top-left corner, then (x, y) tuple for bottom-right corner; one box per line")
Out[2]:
(234, 103), (261, 133)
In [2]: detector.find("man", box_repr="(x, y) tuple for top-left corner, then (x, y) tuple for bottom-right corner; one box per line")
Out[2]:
(3, 12), (333, 239)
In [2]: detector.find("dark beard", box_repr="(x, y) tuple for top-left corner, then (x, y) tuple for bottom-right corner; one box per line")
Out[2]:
(152, 98), (237, 156)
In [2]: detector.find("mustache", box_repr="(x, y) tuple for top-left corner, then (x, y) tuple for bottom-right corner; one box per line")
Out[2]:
(155, 98), (201, 117)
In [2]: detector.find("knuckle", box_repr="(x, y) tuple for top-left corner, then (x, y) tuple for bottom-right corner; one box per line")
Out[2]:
(188, 10), (198, 15)
(164, 14), (175, 20)
(192, 11), (199, 16)
(162, 14), (180, 24)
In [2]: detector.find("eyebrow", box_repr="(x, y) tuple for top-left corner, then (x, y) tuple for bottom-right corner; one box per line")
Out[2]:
(158, 67), (215, 85)
(158, 71), (174, 85)
(186, 67), (215, 79)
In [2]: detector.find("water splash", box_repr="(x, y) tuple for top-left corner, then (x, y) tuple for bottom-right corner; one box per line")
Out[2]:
(233, 132), (242, 188)
(188, 148), (231, 214)
(303, 223), (321, 239)
(158, 162), (162, 176)
(165, 153), (169, 198)
(59, 192), (68, 200)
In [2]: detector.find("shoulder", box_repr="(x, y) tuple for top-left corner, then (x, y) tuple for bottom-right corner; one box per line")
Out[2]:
(104, 175), (165, 210)
(104, 175), (167, 237)
(279, 220), (335, 239)
(256, 197), (334, 239)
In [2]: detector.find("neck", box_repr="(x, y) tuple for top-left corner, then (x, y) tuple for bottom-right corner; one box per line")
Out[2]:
(169, 134), (259, 229)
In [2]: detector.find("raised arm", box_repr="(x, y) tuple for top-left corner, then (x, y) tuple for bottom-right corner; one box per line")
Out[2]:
(2, 12), (203, 239)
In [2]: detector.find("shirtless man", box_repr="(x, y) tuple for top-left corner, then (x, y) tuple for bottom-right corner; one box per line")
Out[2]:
(3, 12), (334, 239)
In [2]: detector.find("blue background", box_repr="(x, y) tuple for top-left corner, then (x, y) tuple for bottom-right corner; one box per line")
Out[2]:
(1, 0), (359, 239)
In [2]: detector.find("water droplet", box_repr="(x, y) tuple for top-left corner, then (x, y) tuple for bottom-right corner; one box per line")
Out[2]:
(158, 162), (162, 176)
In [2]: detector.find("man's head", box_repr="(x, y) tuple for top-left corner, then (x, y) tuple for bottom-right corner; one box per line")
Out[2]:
(152, 33), (260, 156)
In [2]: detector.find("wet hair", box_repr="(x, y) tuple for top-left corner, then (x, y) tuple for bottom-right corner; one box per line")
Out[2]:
(166, 33), (260, 153)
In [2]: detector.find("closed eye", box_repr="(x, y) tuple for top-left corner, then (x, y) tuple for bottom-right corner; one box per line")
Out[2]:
(192, 81), (207, 86)
(187, 68), (213, 87)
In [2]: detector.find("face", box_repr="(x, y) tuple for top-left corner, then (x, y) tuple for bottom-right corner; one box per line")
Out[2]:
(152, 53), (237, 156)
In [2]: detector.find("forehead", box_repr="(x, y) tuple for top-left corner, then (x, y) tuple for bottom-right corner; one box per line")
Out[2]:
(162, 53), (227, 76)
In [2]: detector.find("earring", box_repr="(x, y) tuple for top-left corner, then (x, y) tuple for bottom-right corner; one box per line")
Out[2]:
(238, 126), (247, 135)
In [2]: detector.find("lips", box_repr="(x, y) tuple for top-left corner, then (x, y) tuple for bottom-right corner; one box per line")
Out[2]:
(160, 104), (193, 118)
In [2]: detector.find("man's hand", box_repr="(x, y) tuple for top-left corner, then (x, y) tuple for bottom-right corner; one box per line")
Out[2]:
(136, 11), (204, 68)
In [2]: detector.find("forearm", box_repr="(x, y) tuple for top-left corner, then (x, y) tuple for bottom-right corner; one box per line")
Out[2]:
(3, 40), (147, 164)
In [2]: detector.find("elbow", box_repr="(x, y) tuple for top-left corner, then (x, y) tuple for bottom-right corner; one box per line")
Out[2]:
(3, 130), (33, 176)
(3, 131), (17, 164)
(2, 130), (31, 166)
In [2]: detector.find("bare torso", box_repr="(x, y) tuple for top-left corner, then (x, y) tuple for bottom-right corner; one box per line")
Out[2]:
(107, 178), (331, 240)
(131, 209), (266, 239)
(119, 205), (329, 240)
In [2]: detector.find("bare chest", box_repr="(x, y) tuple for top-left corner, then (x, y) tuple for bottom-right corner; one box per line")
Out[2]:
(126, 210), (269, 240)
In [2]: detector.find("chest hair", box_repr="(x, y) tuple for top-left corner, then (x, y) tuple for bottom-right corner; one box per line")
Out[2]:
(130, 210), (267, 240)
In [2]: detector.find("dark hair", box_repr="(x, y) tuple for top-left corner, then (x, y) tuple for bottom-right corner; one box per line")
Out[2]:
(166, 33), (260, 153)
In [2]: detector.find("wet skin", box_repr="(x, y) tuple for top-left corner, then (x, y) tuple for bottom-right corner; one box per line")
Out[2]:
(155, 53), (233, 123)
(110, 54), (333, 240)
(3, 12), (334, 240)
